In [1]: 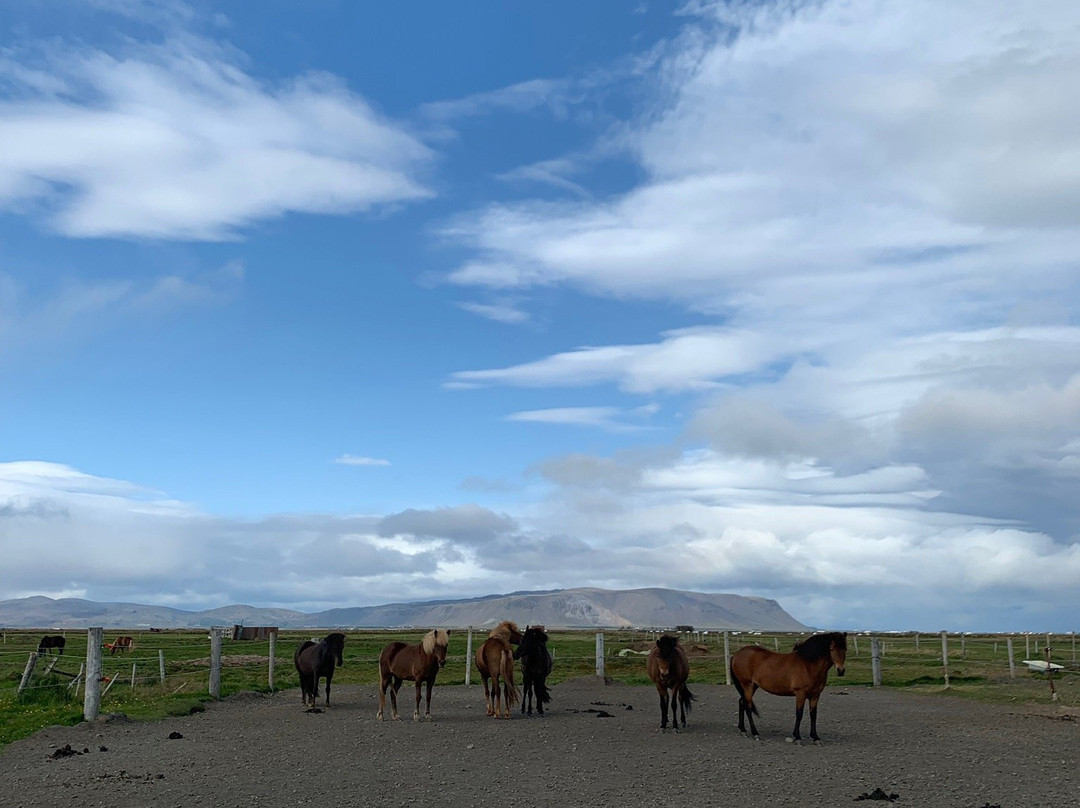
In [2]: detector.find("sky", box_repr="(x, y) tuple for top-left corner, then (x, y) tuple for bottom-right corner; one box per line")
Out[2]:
(1, 0), (1078, 632)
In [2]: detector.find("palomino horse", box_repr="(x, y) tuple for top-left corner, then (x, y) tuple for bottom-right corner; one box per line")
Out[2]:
(378, 629), (450, 721)
(730, 631), (847, 742)
(106, 636), (134, 655)
(513, 625), (553, 716)
(37, 635), (65, 656)
(646, 635), (694, 732)
(294, 633), (346, 708)
(475, 620), (522, 718)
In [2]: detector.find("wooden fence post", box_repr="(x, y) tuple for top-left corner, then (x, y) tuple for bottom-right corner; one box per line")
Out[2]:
(68, 662), (84, 694)
(465, 627), (473, 685)
(1006, 636), (1015, 679)
(1025, 634), (1030, 658)
(17, 652), (38, 695)
(941, 631), (950, 689)
(871, 637), (882, 686)
(130, 662), (137, 689)
(268, 631), (276, 692)
(915, 633), (920, 652)
(209, 627), (222, 699)
(723, 631), (731, 685)
(159, 650), (166, 685)
(1072, 631), (1076, 663)
(595, 632), (605, 679)
(853, 634), (859, 656)
(84, 627), (103, 721)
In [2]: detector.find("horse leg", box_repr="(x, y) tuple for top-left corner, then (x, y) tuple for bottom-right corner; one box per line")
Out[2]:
(324, 671), (332, 707)
(791, 692), (806, 742)
(390, 677), (403, 720)
(808, 694), (821, 742)
(657, 684), (669, 731)
(377, 673), (387, 720)
(744, 685), (760, 739)
(424, 678), (434, 720)
(481, 673), (494, 716)
(413, 680), (422, 721)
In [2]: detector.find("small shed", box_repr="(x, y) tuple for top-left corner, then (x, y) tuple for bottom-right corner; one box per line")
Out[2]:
(232, 625), (278, 641)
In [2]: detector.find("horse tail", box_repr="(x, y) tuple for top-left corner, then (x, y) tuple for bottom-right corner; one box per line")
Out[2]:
(680, 682), (695, 713)
(536, 678), (552, 705)
(729, 660), (759, 716)
(501, 648), (519, 707)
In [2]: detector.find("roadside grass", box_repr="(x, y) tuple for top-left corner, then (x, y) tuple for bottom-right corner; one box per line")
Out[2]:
(1, 628), (1074, 749)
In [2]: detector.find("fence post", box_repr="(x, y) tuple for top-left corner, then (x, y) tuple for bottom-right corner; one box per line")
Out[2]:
(465, 627), (473, 685)
(1072, 631), (1076, 663)
(871, 637), (882, 686)
(915, 633), (919, 652)
(268, 631), (276, 692)
(853, 634), (859, 656)
(941, 631), (950, 689)
(159, 650), (166, 684)
(209, 627), (222, 699)
(1025, 634), (1030, 658)
(130, 662), (137, 689)
(17, 652), (38, 695)
(84, 627), (103, 721)
(1007, 636), (1015, 679)
(723, 631), (731, 685)
(595, 632), (605, 679)
(68, 662), (84, 693)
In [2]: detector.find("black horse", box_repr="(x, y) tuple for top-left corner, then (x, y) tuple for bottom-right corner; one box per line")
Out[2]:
(37, 635), (65, 655)
(294, 633), (345, 708)
(513, 625), (553, 715)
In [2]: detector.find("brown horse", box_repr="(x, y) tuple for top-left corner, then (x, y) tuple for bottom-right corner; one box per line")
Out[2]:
(293, 632), (345, 709)
(475, 620), (522, 718)
(646, 635), (695, 732)
(106, 636), (134, 655)
(730, 631), (847, 742)
(378, 629), (450, 721)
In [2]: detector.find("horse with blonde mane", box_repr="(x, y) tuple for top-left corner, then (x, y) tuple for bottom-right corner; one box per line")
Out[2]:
(377, 629), (450, 722)
(475, 620), (522, 718)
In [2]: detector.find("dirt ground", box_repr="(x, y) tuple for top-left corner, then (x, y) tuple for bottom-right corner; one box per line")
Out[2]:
(1, 678), (1076, 808)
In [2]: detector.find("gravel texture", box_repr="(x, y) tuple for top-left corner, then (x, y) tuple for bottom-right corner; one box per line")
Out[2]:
(0, 679), (1075, 808)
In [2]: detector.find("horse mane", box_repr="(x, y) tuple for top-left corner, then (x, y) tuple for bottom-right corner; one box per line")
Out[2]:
(421, 629), (449, 654)
(793, 631), (846, 662)
(656, 634), (680, 660)
(488, 620), (520, 640)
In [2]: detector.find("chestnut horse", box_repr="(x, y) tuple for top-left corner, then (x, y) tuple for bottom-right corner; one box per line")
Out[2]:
(294, 632), (345, 708)
(106, 636), (134, 655)
(513, 625), (553, 716)
(646, 634), (694, 732)
(475, 620), (522, 718)
(378, 629), (450, 721)
(730, 631), (847, 742)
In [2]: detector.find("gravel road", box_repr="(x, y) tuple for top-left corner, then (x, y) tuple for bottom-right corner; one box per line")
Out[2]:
(1, 679), (1075, 808)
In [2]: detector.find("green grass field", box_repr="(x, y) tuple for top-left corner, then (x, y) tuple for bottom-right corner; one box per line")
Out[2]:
(1, 628), (1075, 749)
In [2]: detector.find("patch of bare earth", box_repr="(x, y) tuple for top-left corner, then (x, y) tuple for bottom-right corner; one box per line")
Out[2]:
(1, 680), (1075, 808)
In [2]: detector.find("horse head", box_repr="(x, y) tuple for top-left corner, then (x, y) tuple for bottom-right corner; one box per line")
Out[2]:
(490, 621), (523, 644)
(422, 629), (450, 668)
(328, 633), (346, 667)
(831, 633), (847, 676)
(654, 635), (680, 678)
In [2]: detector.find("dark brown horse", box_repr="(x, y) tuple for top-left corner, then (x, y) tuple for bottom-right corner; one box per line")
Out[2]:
(106, 636), (134, 655)
(646, 634), (694, 732)
(378, 629), (450, 721)
(730, 631), (847, 742)
(475, 620), (522, 718)
(37, 635), (65, 655)
(513, 625), (553, 716)
(294, 633), (345, 708)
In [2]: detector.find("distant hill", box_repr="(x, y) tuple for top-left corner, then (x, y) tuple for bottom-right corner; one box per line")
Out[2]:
(0, 588), (807, 631)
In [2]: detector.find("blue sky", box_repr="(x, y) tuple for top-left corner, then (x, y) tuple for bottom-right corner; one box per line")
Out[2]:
(1, 1), (1079, 632)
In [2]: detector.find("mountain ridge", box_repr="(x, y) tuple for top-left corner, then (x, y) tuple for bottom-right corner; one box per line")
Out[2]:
(0, 587), (808, 631)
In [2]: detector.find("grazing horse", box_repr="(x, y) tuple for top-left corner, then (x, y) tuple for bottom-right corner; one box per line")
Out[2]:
(293, 633), (346, 708)
(513, 625), (553, 716)
(646, 635), (694, 732)
(106, 636), (134, 655)
(37, 635), (66, 656)
(378, 629), (450, 721)
(730, 631), (847, 742)
(475, 620), (522, 718)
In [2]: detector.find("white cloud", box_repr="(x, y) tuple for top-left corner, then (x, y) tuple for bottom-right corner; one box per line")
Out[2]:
(508, 404), (659, 432)
(455, 300), (530, 324)
(333, 455), (391, 467)
(0, 38), (433, 239)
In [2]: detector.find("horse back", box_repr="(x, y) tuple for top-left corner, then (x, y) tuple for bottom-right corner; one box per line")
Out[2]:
(294, 640), (317, 669)
(732, 646), (813, 696)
